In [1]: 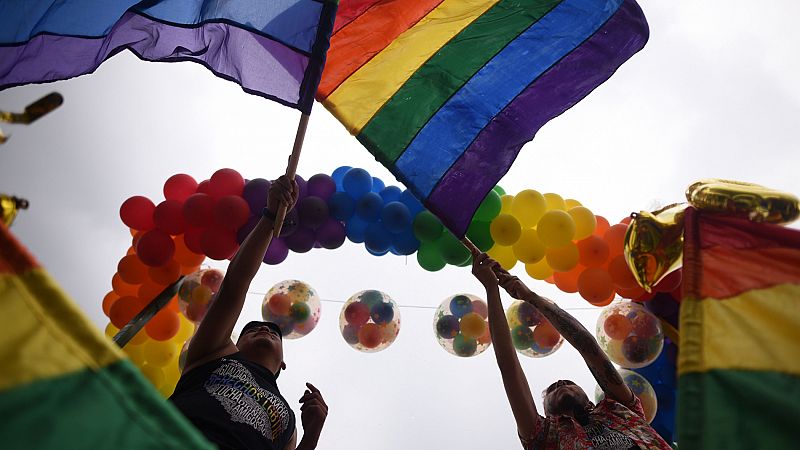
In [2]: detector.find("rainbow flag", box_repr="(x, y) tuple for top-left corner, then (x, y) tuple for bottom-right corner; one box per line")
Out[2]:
(678, 208), (800, 448)
(0, 0), (338, 113)
(0, 223), (213, 449)
(319, 0), (649, 235)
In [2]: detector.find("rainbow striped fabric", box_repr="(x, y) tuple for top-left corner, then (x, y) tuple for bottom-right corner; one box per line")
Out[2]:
(0, 0), (338, 113)
(319, 0), (649, 236)
(0, 223), (213, 449)
(678, 208), (800, 448)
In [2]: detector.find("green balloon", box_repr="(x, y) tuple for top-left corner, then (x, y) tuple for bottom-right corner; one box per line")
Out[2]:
(512, 325), (535, 350)
(466, 220), (494, 252)
(493, 185), (506, 196)
(437, 231), (471, 266)
(413, 211), (444, 242)
(474, 190), (502, 222)
(289, 302), (311, 322)
(453, 333), (478, 357)
(457, 256), (473, 267)
(417, 242), (446, 271)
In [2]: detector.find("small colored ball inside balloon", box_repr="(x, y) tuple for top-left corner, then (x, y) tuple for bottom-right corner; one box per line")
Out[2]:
(290, 302), (311, 322)
(511, 325), (535, 350)
(533, 322), (561, 348)
(604, 314), (633, 340)
(358, 323), (382, 349)
(342, 324), (360, 345)
(632, 313), (660, 339)
(436, 315), (460, 339)
(459, 312), (486, 339)
(200, 269), (224, 292)
(370, 302), (395, 325)
(470, 300), (489, 319)
(449, 295), (473, 318)
(517, 302), (542, 327)
(453, 334), (478, 357)
(622, 336), (651, 364)
(191, 285), (213, 304)
(268, 293), (292, 316)
(360, 290), (384, 309)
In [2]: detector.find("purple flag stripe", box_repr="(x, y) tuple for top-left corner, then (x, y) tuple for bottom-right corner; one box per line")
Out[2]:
(0, 11), (309, 108)
(426, 0), (649, 236)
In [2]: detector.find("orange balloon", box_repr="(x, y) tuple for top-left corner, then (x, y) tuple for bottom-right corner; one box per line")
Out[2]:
(533, 322), (561, 348)
(138, 281), (166, 304)
(577, 268), (615, 305)
(109, 296), (145, 328)
(173, 234), (206, 267)
(544, 276), (555, 285)
(267, 293), (292, 316)
(102, 291), (119, 317)
(358, 323), (382, 349)
(545, 242), (579, 272)
(594, 215), (610, 237)
(126, 246), (136, 256)
(149, 260), (181, 285)
(577, 235), (610, 268)
(604, 314), (633, 340)
(166, 297), (180, 313)
(145, 309), (180, 341)
(603, 224), (628, 257)
(617, 284), (646, 300)
(112, 273), (139, 297)
(553, 266), (583, 293)
(118, 254), (149, 285)
(589, 293), (615, 307)
(608, 255), (638, 289)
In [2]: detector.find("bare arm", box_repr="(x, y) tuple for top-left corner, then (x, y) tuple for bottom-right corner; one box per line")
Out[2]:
(472, 253), (540, 437)
(496, 271), (634, 406)
(184, 177), (297, 372)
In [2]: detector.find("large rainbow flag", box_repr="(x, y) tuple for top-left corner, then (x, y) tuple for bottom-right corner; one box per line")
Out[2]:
(678, 208), (800, 448)
(0, 0), (338, 113)
(0, 223), (213, 449)
(319, 0), (649, 236)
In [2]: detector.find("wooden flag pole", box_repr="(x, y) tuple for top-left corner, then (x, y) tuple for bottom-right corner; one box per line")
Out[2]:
(113, 276), (185, 347)
(271, 112), (310, 237)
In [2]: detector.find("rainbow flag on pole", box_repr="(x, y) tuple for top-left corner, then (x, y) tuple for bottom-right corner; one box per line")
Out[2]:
(0, 0), (338, 113)
(319, 0), (649, 236)
(0, 223), (213, 449)
(679, 208), (800, 448)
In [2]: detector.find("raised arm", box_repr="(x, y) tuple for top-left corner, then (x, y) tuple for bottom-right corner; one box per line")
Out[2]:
(471, 252), (540, 437)
(495, 270), (634, 406)
(184, 176), (298, 371)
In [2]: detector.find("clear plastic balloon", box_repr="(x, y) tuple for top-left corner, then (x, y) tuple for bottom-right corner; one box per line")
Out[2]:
(339, 290), (400, 353)
(506, 300), (563, 358)
(261, 280), (321, 339)
(594, 369), (658, 423)
(433, 294), (491, 357)
(178, 268), (225, 323)
(596, 302), (664, 369)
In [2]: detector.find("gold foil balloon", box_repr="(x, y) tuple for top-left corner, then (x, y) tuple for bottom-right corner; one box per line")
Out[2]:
(624, 204), (687, 292)
(686, 179), (799, 224)
(0, 92), (63, 125)
(1, 195), (28, 227)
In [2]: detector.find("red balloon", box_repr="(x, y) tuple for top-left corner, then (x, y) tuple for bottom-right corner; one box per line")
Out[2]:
(154, 200), (186, 235)
(344, 302), (370, 326)
(608, 255), (638, 289)
(604, 314), (633, 340)
(200, 228), (238, 260)
(183, 193), (215, 228)
(200, 269), (224, 292)
(174, 234), (205, 267)
(358, 323), (382, 348)
(593, 215), (610, 237)
(620, 216), (633, 225)
(603, 224), (628, 257)
(136, 229), (176, 267)
(654, 269), (682, 293)
(577, 268), (615, 305)
(213, 195), (250, 230)
(577, 235), (610, 268)
(148, 259), (181, 285)
(533, 322), (561, 348)
(139, 281), (166, 303)
(197, 179), (211, 195)
(209, 168), (244, 197)
(164, 174), (198, 202)
(145, 309), (180, 341)
(102, 291), (119, 317)
(117, 254), (148, 285)
(617, 284), (646, 300)
(109, 296), (145, 328)
(112, 273), (139, 297)
(183, 227), (205, 255)
(553, 266), (582, 293)
(120, 196), (155, 231)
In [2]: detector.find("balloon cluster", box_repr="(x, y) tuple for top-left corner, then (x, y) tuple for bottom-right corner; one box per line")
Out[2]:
(506, 301), (564, 358)
(261, 280), (322, 339)
(339, 290), (401, 353)
(595, 369), (658, 423)
(433, 294), (491, 357)
(596, 302), (664, 369)
(178, 268), (224, 323)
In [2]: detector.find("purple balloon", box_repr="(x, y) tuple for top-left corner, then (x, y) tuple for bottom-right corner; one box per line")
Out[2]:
(279, 208), (300, 237)
(298, 196), (329, 230)
(263, 238), (289, 265)
(307, 174), (337, 201)
(237, 215), (260, 244)
(295, 175), (307, 200)
(285, 228), (315, 253)
(316, 218), (346, 249)
(243, 178), (270, 214)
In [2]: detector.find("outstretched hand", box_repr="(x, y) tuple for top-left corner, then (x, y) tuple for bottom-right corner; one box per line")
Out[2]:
(266, 175), (299, 215)
(498, 272), (535, 302)
(471, 251), (501, 289)
(299, 383), (328, 442)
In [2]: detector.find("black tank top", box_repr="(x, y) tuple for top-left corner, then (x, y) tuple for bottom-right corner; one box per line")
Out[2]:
(170, 353), (295, 450)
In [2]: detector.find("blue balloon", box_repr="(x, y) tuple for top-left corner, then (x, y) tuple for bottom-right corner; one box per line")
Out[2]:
(364, 222), (392, 254)
(371, 177), (385, 193)
(400, 189), (425, 216)
(449, 295), (473, 318)
(343, 168), (372, 198)
(356, 192), (384, 222)
(379, 186), (402, 203)
(370, 302), (394, 324)
(328, 192), (355, 221)
(331, 166), (352, 190)
(381, 201), (412, 233)
(366, 247), (389, 257)
(345, 217), (368, 243)
(392, 230), (420, 255)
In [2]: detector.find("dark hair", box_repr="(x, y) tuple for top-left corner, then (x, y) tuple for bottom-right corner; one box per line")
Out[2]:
(542, 380), (577, 398)
(240, 321), (283, 339)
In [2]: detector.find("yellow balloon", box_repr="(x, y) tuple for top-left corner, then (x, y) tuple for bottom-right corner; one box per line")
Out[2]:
(104, 322), (119, 339)
(565, 198), (582, 209)
(500, 194), (515, 214)
(545, 242), (579, 272)
(144, 339), (178, 367)
(512, 190), (547, 227)
(158, 382), (175, 398)
(460, 312), (487, 339)
(537, 210), (576, 247)
(191, 285), (213, 304)
(124, 342), (147, 367)
(128, 328), (149, 346)
(568, 206), (596, 240)
(544, 193), (566, 211)
(175, 315), (196, 343)
(141, 363), (165, 388)
(488, 244), (517, 270)
(490, 214), (522, 246)
(525, 258), (554, 280)
(506, 303), (523, 328)
(512, 228), (546, 264)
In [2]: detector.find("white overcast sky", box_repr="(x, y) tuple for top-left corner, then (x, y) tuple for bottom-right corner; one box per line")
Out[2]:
(1, 1), (799, 449)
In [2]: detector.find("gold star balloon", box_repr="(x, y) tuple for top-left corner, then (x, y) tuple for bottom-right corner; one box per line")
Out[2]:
(624, 203), (687, 292)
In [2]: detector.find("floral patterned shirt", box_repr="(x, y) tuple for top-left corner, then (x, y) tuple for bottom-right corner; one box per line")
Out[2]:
(520, 397), (671, 450)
